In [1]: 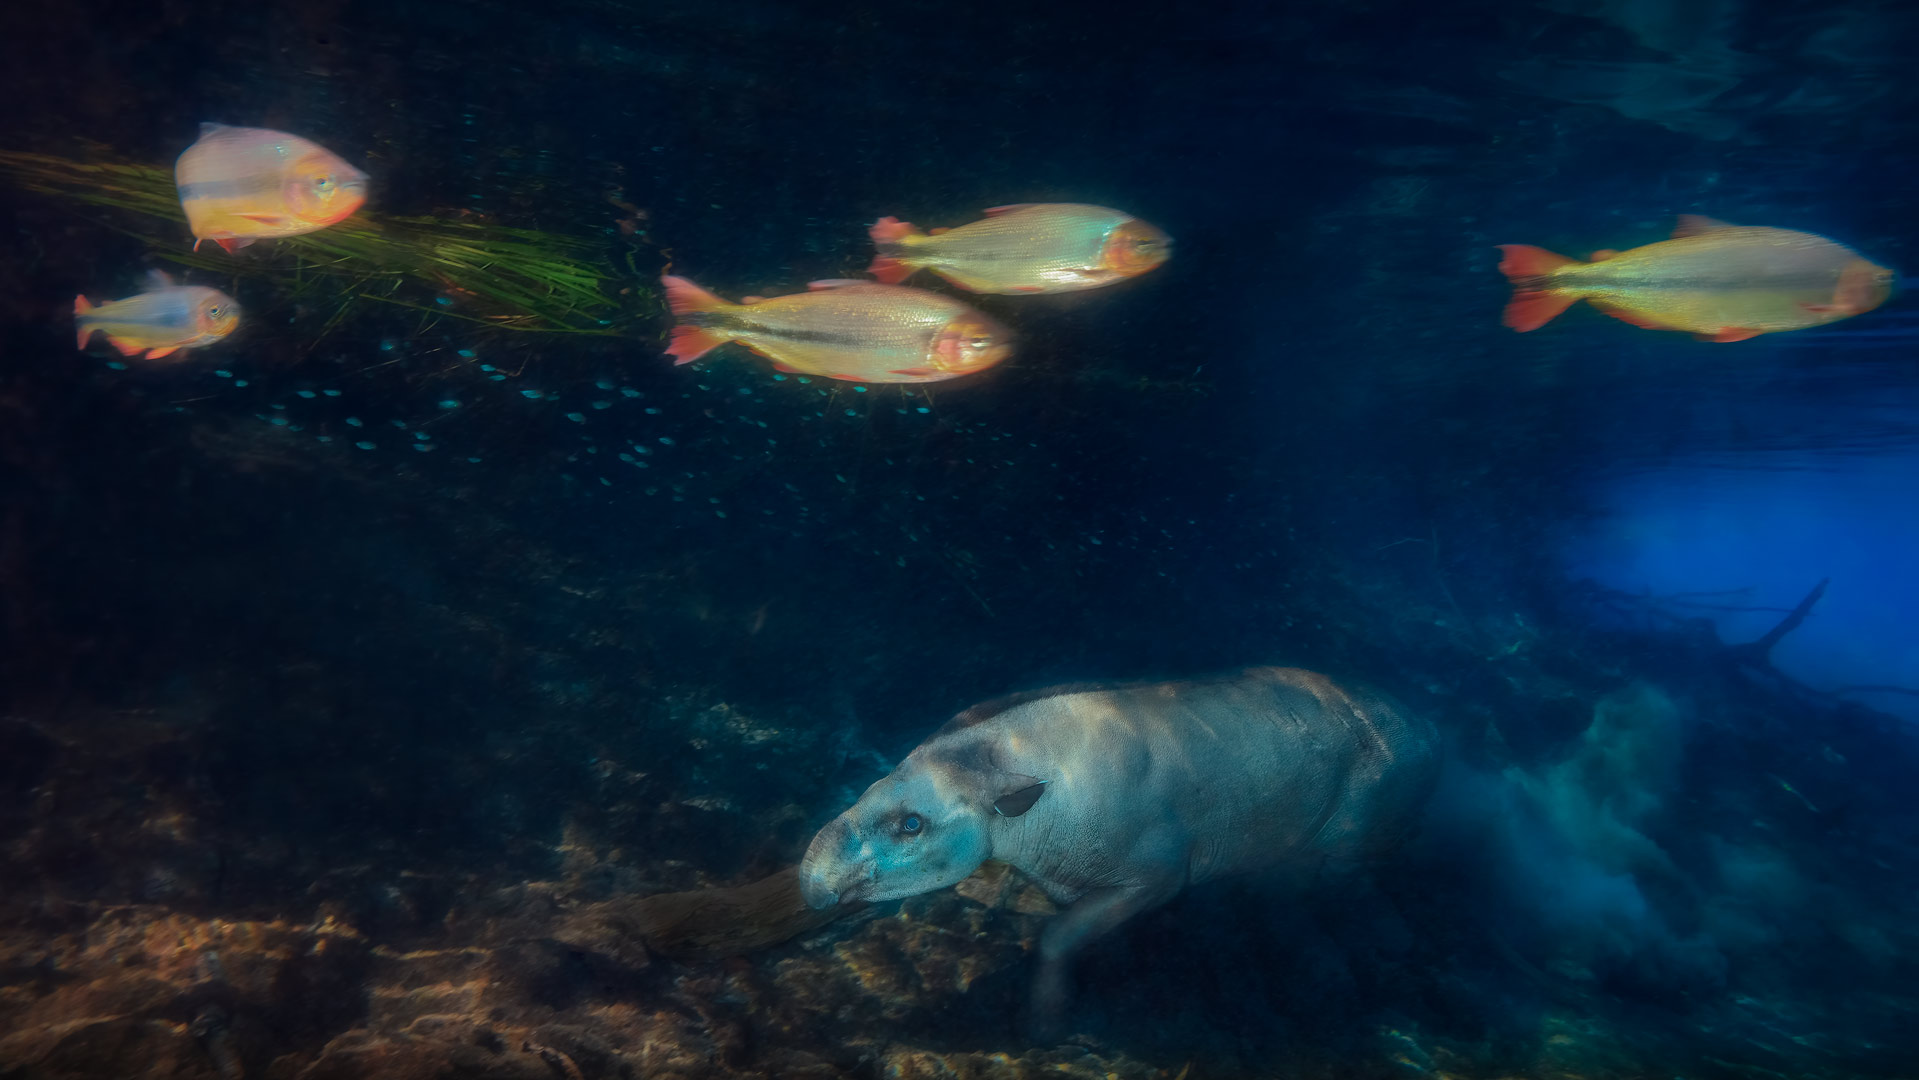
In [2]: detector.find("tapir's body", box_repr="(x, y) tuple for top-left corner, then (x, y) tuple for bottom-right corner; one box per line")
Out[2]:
(799, 666), (1440, 1026)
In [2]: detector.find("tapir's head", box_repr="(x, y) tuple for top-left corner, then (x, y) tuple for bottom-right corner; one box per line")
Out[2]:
(799, 741), (1046, 910)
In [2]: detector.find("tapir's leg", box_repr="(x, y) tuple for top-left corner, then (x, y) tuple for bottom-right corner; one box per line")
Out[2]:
(1029, 879), (1182, 1037)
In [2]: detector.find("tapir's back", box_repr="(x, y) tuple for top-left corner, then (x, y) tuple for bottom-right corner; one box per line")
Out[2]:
(981, 666), (1439, 894)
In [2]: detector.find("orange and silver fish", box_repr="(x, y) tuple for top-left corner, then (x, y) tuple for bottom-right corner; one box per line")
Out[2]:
(175, 123), (368, 253)
(1497, 216), (1895, 342)
(662, 275), (1013, 384)
(75, 270), (239, 360)
(867, 203), (1171, 294)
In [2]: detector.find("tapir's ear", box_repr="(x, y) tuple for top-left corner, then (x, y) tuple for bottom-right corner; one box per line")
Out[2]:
(993, 778), (1046, 818)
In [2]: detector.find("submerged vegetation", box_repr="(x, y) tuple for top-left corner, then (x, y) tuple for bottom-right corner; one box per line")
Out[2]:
(0, 148), (651, 336)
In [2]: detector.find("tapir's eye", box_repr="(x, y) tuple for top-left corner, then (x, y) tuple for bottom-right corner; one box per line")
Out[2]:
(899, 814), (923, 837)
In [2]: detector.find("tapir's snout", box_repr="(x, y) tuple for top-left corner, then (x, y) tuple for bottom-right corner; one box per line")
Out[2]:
(799, 815), (861, 910)
(798, 860), (840, 910)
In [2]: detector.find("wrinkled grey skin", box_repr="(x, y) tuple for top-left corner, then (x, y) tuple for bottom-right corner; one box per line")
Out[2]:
(799, 666), (1440, 1029)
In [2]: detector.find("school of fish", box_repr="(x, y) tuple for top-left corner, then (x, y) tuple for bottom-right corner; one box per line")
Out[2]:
(69, 124), (366, 361)
(661, 202), (1171, 381)
(66, 126), (1897, 393)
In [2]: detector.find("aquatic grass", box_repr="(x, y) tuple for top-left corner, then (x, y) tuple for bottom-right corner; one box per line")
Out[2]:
(0, 149), (649, 335)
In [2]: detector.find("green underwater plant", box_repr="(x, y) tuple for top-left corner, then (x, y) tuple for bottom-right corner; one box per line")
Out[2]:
(0, 148), (650, 337)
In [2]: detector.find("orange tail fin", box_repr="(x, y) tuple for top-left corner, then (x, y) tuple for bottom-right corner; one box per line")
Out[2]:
(867, 216), (922, 284)
(1495, 244), (1582, 332)
(73, 295), (95, 349)
(661, 275), (734, 365)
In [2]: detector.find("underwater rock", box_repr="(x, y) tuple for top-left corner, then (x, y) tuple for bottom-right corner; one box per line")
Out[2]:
(0, 909), (371, 1080)
(879, 1044), (1167, 1080)
(287, 1027), (553, 1080)
(1, 1017), (210, 1080)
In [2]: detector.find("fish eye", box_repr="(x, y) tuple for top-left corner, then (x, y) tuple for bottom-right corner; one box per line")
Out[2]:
(899, 814), (923, 836)
(207, 306), (223, 317)
(313, 175), (334, 192)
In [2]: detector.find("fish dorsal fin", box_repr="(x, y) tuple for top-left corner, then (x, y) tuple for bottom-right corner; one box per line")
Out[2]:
(806, 279), (869, 291)
(145, 269), (176, 290)
(1673, 215), (1736, 238)
(198, 122), (230, 137)
(982, 204), (1037, 217)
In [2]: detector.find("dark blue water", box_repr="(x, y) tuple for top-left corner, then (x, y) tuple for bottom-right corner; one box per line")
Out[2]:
(1, 1), (1915, 1077)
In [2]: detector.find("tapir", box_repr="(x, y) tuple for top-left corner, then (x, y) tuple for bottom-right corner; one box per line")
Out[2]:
(798, 666), (1440, 1026)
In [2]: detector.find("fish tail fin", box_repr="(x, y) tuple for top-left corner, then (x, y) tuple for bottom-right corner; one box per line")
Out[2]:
(661, 275), (735, 365)
(662, 274), (733, 316)
(73, 295), (94, 348)
(867, 217), (923, 284)
(1495, 244), (1583, 332)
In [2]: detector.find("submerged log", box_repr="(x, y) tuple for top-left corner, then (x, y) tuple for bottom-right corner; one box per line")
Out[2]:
(558, 866), (858, 965)
(1727, 578), (1828, 668)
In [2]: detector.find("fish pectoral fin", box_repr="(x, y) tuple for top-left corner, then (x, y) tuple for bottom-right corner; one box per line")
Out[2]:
(108, 338), (147, 357)
(236, 213), (293, 225)
(888, 366), (940, 377)
(145, 346), (180, 359)
(805, 278), (868, 291)
(215, 238), (256, 253)
(1697, 327), (1763, 343)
